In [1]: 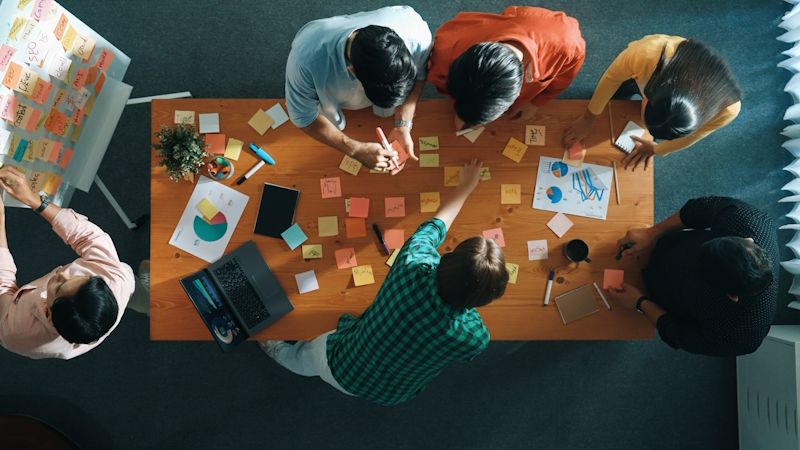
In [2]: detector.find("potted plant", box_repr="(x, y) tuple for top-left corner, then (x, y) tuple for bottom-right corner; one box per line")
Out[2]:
(152, 124), (208, 182)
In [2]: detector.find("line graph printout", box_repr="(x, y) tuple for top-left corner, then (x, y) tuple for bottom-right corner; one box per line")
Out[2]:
(532, 156), (613, 220)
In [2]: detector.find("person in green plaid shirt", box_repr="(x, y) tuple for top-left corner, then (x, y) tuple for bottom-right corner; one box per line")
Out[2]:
(260, 159), (509, 405)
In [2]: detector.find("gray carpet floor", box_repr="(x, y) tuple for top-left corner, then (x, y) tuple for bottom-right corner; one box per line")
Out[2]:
(0, 1), (797, 449)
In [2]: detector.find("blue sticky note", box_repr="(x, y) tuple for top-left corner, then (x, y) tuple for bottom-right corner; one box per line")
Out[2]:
(12, 139), (28, 162)
(280, 223), (308, 250)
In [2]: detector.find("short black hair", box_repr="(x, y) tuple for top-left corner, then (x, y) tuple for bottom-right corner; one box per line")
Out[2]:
(446, 42), (523, 127)
(350, 25), (417, 109)
(52, 276), (119, 344)
(437, 236), (509, 309)
(698, 237), (773, 297)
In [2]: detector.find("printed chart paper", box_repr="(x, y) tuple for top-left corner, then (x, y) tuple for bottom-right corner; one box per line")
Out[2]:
(532, 156), (614, 220)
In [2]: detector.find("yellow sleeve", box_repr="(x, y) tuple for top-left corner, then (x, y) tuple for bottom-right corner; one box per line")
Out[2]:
(654, 101), (741, 156)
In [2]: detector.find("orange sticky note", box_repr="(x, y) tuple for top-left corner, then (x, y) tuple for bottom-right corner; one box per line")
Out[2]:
(58, 147), (74, 169)
(384, 229), (405, 250)
(384, 197), (405, 218)
(345, 217), (366, 238)
(2, 62), (22, 89)
(420, 192), (440, 213)
(501, 184), (522, 205)
(71, 67), (88, 90)
(204, 134), (226, 155)
(30, 78), (52, 104)
(335, 248), (358, 269)
(53, 13), (68, 40)
(348, 197), (369, 218)
(603, 269), (625, 290)
(26, 108), (42, 132)
(320, 177), (342, 199)
(482, 227), (506, 247)
(444, 166), (461, 187)
(95, 48), (114, 72)
(502, 137), (528, 163)
(94, 71), (106, 95)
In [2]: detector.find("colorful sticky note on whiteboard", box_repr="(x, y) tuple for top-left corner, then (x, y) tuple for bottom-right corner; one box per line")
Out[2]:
(419, 153), (439, 167)
(420, 192), (440, 213)
(224, 138), (244, 160)
(525, 125), (546, 146)
(0, 45), (15, 72)
(335, 248), (358, 269)
(527, 240), (549, 261)
(444, 166), (460, 187)
(281, 224), (308, 250)
(248, 109), (273, 135)
(339, 155), (362, 176)
(302, 244), (323, 259)
(320, 177), (342, 198)
(505, 263), (519, 284)
(419, 136), (439, 151)
(348, 197), (369, 218)
(345, 217), (366, 238)
(384, 229), (405, 250)
(318, 216), (339, 237)
(2, 62), (22, 89)
(502, 137), (528, 163)
(482, 228), (506, 247)
(30, 79), (52, 104)
(174, 110), (195, 125)
(295, 270), (319, 294)
(501, 184), (522, 204)
(352, 265), (375, 287)
(58, 147), (74, 169)
(384, 197), (405, 218)
(603, 269), (625, 290)
(546, 213), (573, 238)
(15, 66), (36, 95)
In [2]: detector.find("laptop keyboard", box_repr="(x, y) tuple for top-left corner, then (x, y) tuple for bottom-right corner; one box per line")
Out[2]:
(213, 259), (270, 329)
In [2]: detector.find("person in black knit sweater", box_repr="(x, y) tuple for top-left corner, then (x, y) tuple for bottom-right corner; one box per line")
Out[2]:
(606, 196), (777, 357)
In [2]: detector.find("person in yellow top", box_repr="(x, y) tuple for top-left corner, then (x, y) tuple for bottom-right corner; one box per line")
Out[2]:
(563, 35), (741, 170)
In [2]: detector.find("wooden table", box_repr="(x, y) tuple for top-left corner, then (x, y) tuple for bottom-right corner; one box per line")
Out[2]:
(150, 99), (654, 341)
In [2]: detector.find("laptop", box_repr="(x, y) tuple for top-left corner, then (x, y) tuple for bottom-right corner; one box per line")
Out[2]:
(179, 241), (294, 351)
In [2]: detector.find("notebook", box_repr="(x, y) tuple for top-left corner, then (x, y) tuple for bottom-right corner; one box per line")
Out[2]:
(613, 120), (646, 154)
(554, 284), (600, 325)
(254, 183), (300, 238)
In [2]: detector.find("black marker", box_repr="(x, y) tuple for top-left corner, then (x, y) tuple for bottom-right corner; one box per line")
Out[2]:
(371, 223), (391, 256)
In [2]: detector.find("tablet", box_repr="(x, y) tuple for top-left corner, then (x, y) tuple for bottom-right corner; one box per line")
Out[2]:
(253, 183), (300, 238)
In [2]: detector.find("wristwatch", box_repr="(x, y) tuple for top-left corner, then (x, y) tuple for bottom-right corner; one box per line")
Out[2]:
(394, 119), (413, 129)
(635, 295), (650, 314)
(34, 195), (50, 214)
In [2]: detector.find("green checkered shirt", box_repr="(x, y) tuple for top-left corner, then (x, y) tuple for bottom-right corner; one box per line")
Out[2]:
(326, 219), (490, 406)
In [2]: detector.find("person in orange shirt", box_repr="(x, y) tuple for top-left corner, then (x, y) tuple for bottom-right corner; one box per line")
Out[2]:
(427, 6), (585, 130)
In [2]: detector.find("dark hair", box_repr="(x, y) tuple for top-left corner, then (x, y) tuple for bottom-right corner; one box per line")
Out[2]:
(436, 236), (509, 309)
(446, 42), (523, 127)
(643, 39), (741, 140)
(51, 276), (118, 344)
(350, 25), (417, 109)
(698, 237), (773, 297)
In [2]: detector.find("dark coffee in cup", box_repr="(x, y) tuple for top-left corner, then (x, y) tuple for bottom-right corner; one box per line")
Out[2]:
(564, 239), (591, 263)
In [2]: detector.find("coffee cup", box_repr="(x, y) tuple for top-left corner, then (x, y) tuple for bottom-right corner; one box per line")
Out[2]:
(564, 239), (591, 264)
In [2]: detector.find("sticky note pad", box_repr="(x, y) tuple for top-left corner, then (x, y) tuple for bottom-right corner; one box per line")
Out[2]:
(198, 113), (220, 133)
(527, 240), (548, 261)
(281, 223), (308, 250)
(506, 263), (519, 284)
(295, 270), (319, 294)
(419, 153), (439, 168)
(420, 192), (440, 213)
(419, 136), (439, 151)
(568, 141), (585, 160)
(195, 198), (219, 222)
(348, 197), (369, 218)
(462, 126), (484, 143)
(603, 269), (625, 290)
(266, 103), (290, 129)
(501, 184), (522, 204)
(480, 167), (491, 181)
(384, 229), (405, 250)
(386, 248), (400, 267)
(174, 110), (195, 125)
(224, 138), (244, 160)
(388, 141), (409, 175)
(444, 166), (461, 187)
(547, 213), (574, 238)
(352, 265), (375, 287)
(525, 125), (546, 146)
(384, 197), (405, 218)
(318, 216), (339, 237)
(205, 134), (226, 155)
(482, 228), (506, 247)
(339, 155), (362, 176)
(502, 137), (528, 163)
(335, 248), (358, 269)
(248, 109), (274, 135)
(320, 177), (342, 199)
(302, 244), (323, 259)
(345, 217), (366, 238)
(563, 146), (586, 168)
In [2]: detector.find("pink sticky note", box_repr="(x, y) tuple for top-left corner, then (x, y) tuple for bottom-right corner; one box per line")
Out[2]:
(384, 197), (405, 218)
(320, 177), (342, 199)
(30, 0), (54, 22)
(25, 108), (42, 132)
(0, 95), (18, 122)
(95, 48), (114, 73)
(58, 147), (74, 169)
(348, 197), (370, 218)
(547, 213), (574, 238)
(205, 134), (226, 155)
(568, 141), (584, 160)
(335, 248), (358, 269)
(0, 45), (15, 72)
(384, 229), (405, 250)
(603, 269), (625, 290)
(48, 141), (63, 163)
(31, 79), (53, 104)
(482, 228), (506, 247)
(71, 67), (88, 90)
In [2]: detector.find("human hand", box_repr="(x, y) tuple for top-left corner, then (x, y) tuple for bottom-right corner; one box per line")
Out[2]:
(604, 283), (644, 310)
(388, 127), (417, 161)
(616, 227), (657, 261)
(350, 142), (395, 171)
(458, 159), (483, 193)
(622, 136), (656, 171)
(563, 113), (596, 148)
(507, 103), (539, 122)
(0, 166), (38, 208)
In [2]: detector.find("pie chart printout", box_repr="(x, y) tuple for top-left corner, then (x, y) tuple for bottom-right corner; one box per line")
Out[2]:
(193, 212), (228, 242)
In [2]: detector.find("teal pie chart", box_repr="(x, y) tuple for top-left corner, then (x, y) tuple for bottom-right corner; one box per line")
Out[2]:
(551, 161), (569, 178)
(546, 187), (563, 203)
(193, 213), (228, 242)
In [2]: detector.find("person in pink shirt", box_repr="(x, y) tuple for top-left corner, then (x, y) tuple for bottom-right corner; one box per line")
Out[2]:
(0, 166), (134, 360)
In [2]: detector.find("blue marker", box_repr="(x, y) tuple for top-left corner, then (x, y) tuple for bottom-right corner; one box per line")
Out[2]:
(249, 143), (276, 165)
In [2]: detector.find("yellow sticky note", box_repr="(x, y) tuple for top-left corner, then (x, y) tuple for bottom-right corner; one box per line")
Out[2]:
(8, 17), (25, 40)
(195, 198), (219, 221)
(23, 143), (35, 162)
(525, 125), (546, 146)
(501, 184), (522, 204)
(224, 138), (244, 160)
(502, 137), (528, 163)
(505, 263), (519, 284)
(419, 153), (439, 168)
(61, 26), (77, 52)
(352, 265), (375, 287)
(247, 109), (273, 135)
(302, 244), (323, 259)
(418, 136), (439, 151)
(420, 192), (440, 213)
(318, 216), (339, 237)
(386, 248), (400, 267)
(17, 0), (33, 10)
(444, 166), (460, 187)
(174, 110), (195, 125)
(339, 155), (362, 176)
(480, 167), (491, 181)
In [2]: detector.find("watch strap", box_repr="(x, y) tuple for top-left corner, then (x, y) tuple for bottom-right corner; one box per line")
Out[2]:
(394, 119), (413, 129)
(34, 196), (50, 214)
(635, 295), (649, 313)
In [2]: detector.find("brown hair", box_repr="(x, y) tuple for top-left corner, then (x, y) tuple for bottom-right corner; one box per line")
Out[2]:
(436, 236), (509, 309)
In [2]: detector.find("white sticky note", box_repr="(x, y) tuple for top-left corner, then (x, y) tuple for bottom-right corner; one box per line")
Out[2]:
(0, 129), (10, 155)
(547, 213), (574, 238)
(295, 270), (319, 294)
(266, 103), (290, 129)
(527, 239), (548, 261)
(198, 113), (220, 134)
